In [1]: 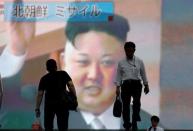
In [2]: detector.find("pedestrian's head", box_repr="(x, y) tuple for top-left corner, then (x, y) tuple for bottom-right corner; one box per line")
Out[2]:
(124, 41), (136, 59)
(46, 59), (57, 72)
(59, 14), (129, 114)
(151, 115), (160, 127)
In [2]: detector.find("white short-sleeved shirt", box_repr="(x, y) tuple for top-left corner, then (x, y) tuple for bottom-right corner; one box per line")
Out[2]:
(147, 126), (164, 131)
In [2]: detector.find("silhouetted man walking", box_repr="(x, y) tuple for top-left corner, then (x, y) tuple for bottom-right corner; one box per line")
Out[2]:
(35, 59), (77, 131)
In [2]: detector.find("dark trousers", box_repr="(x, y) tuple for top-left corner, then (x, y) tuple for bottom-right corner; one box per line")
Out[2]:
(44, 103), (69, 131)
(121, 80), (142, 126)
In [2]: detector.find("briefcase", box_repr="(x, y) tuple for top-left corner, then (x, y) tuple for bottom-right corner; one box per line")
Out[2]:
(113, 95), (122, 117)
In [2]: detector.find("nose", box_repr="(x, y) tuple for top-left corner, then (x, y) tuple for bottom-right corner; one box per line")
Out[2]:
(87, 62), (102, 82)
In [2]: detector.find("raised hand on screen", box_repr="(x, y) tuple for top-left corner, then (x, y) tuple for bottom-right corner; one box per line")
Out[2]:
(7, 0), (36, 56)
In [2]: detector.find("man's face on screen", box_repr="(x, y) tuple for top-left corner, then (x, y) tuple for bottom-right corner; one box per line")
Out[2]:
(61, 31), (124, 114)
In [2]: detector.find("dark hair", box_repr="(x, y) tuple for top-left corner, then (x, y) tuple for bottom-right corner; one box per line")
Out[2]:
(46, 59), (57, 72)
(151, 115), (160, 123)
(65, 13), (130, 46)
(124, 41), (136, 50)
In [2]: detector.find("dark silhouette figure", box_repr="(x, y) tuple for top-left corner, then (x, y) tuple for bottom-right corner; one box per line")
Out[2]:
(148, 116), (164, 131)
(115, 41), (149, 131)
(0, 74), (3, 111)
(0, 74), (3, 128)
(35, 59), (77, 131)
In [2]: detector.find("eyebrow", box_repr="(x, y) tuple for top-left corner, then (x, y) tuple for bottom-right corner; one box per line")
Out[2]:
(102, 54), (113, 57)
(77, 53), (88, 57)
(77, 53), (113, 58)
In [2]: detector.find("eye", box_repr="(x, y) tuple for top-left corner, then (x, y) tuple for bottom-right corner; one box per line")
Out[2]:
(101, 59), (115, 67)
(76, 59), (90, 66)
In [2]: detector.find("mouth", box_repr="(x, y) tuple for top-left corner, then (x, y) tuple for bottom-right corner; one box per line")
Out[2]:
(84, 85), (102, 96)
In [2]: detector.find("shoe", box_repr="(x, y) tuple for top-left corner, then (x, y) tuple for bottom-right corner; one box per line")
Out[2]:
(132, 115), (141, 122)
(123, 122), (132, 130)
(132, 122), (138, 131)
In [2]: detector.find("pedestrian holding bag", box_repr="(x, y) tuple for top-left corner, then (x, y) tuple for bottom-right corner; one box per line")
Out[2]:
(113, 94), (122, 117)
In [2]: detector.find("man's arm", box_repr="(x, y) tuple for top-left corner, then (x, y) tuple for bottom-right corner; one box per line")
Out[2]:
(67, 80), (77, 98)
(35, 90), (44, 109)
(35, 90), (44, 117)
(0, 0), (35, 78)
(140, 60), (149, 94)
(115, 62), (122, 95)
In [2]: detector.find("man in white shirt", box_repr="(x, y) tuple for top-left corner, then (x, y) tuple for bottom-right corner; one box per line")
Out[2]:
(115, 41), (150, 131)
(147, 115), (164, 131)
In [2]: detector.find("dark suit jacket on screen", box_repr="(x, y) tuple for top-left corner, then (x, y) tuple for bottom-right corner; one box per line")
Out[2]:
(68, 107), (152, 130)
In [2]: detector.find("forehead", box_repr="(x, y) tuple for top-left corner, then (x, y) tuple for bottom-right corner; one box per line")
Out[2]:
(65, 31), (124, 55)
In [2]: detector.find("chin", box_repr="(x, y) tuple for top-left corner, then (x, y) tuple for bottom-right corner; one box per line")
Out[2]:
(80, 101), (108, 112)
(79, 104), (104, 113)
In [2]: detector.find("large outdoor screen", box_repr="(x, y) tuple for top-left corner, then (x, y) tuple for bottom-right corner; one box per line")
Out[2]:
(0, 0), (192, 130)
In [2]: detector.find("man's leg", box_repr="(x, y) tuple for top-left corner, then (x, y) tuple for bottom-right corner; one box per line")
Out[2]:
(121, 81), (132, 129)
(132, 82), (142, 130)
(56, 107), (69, 131)
(44, 106), (55, 131)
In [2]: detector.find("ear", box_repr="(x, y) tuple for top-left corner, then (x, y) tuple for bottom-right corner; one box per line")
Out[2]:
(59, 51), (65, 70)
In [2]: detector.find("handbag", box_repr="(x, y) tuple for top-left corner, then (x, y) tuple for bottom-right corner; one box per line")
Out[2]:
(113, 95), (122, 117)
(62, 91), (78, 111)
(32, 117), (43, 131)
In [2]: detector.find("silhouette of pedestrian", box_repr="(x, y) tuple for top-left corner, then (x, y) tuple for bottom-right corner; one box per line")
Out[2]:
(35, 59), (77, 131)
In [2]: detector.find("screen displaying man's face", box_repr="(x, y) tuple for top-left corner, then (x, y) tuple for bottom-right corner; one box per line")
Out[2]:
(4, 0), (193, 129)
(61, 31), (124, 114)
